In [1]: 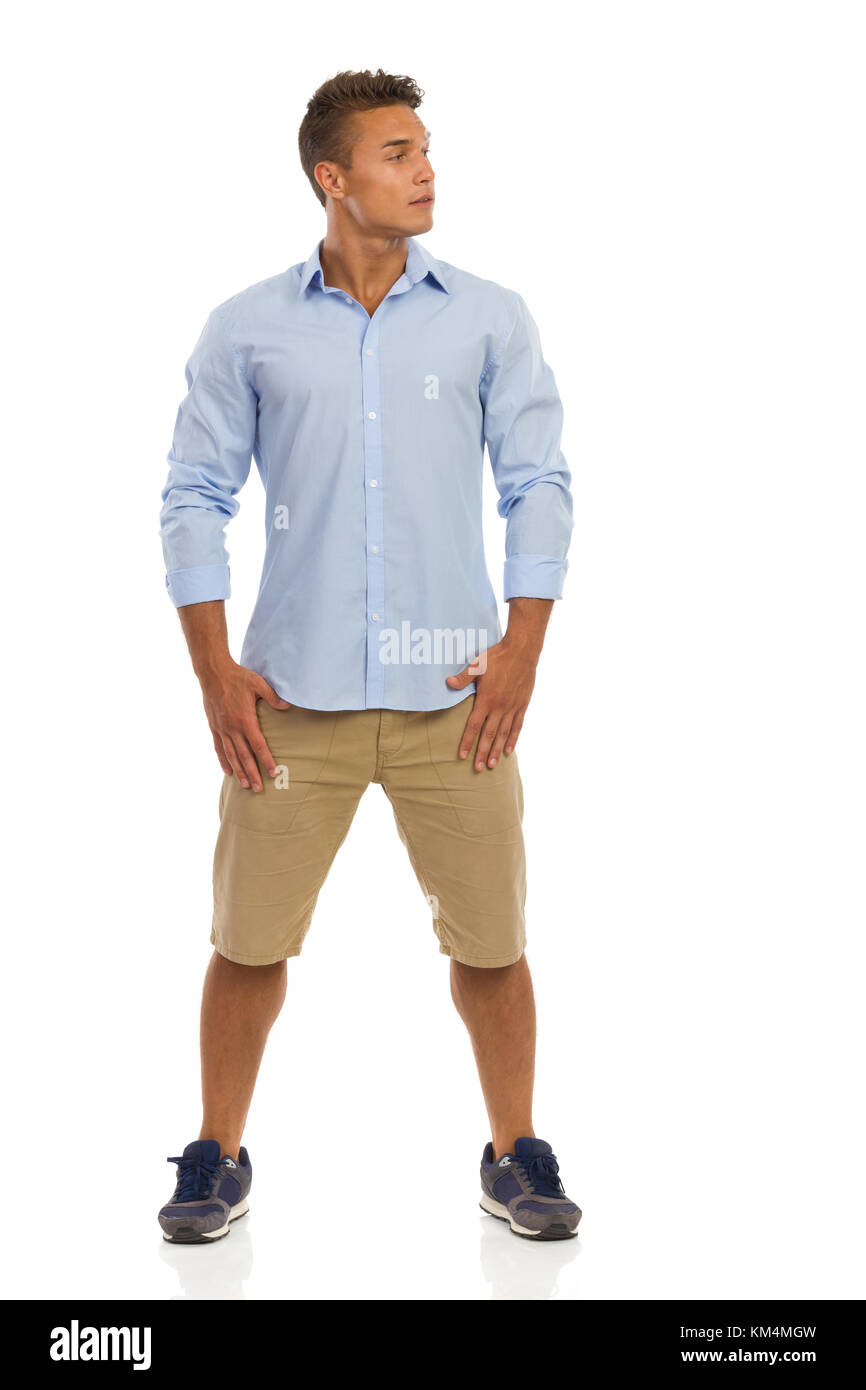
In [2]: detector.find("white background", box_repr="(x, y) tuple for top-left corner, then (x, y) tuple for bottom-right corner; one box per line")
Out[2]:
(2, 0), (864, 1301)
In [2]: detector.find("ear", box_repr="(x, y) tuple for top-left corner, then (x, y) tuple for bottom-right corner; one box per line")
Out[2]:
(315, 161), (344, 201)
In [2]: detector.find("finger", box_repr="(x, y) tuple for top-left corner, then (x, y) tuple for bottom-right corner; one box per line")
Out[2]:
(474, 710), (504, 771)
(233, 732), (264, 792)
(504, 712), (525, 755)
(446, 665), (475, 691)
(458, 703), (485, 759)
(255, 677), (291, 711)
(247, 724), (279, 779)
(211, 730), (232, 776)
(221, 734), (251, 789)
(487, 715), (515, 768)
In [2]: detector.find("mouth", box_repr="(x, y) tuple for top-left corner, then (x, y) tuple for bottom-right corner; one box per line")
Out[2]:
(410, 194), (434, 205)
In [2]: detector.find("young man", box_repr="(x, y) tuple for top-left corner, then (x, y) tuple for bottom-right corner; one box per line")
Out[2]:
(157, 68), (579, 1244)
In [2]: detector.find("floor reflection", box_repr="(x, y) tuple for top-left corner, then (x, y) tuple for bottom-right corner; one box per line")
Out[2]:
(156, 1211), (581, 1300)
(479, 1213), (582, 1300)
(158, 1217), (253, 1300)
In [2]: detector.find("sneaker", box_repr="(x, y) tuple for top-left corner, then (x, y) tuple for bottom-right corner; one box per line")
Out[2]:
(158, 1139), (252, 1244)
(480, 1136), (581, 1240)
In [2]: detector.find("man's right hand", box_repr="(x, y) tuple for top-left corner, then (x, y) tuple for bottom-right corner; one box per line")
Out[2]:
(176, 599), (290, 792)
(200, 656), (291, 792)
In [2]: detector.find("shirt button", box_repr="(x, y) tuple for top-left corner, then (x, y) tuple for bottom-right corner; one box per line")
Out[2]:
(367, 411), (376, 419)
(371, 613), (380, 622)
(369, 479), (378, 487)
(366, 348), (374, 356)
(344, 296), (352, 304)
(371, 544), (379, 553)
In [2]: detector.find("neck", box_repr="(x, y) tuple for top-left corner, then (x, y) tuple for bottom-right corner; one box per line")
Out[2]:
(319, 221), (410, 306)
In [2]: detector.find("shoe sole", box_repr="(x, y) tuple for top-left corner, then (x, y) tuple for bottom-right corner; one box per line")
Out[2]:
(161, 1198), (250, 1244)
(479, 1192), (579, 1241)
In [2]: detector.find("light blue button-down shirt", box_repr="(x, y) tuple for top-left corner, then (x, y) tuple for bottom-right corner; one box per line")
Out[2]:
(160, 236), (573, 710)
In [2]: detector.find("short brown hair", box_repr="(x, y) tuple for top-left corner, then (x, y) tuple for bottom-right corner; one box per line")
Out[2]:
(299, 68), (425, 208)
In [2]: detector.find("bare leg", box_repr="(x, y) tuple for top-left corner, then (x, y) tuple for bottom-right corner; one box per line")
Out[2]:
(450, 954), (536, 1159)
(198, 950), (287, 1159)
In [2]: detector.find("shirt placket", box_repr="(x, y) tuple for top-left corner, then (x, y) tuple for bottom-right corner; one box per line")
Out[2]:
(360, 304), (385, 706)
(331, 273), (416, 708)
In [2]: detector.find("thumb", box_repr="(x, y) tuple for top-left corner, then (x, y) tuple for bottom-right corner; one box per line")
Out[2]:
(445, 666), (475, 690)
(255, 678), (292, 710)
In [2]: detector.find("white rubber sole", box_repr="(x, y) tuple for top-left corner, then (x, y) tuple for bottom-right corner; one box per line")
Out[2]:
(479, 1192), (544, 1236)
(162, 1197), (249, 1243)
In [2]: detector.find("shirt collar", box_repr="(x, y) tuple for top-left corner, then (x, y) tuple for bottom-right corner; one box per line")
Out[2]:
(297, 236), (449, 298)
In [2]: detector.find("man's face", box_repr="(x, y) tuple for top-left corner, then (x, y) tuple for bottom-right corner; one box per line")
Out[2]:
(321, 104), (435, 234)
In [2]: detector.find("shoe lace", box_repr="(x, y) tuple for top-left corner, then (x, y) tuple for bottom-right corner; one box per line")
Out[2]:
(519, 1153), (565, 1198)
(166, 1153), (220, 1203)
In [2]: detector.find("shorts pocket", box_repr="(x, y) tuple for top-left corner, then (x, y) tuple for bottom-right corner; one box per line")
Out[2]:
(219, 701), (339, 833)
(425, 702), (524, 839)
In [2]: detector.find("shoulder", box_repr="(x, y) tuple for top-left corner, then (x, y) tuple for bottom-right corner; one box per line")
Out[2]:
(432, 255), (526, 361)
(210, 266), (300, 336)
(434, 254), (522, 317)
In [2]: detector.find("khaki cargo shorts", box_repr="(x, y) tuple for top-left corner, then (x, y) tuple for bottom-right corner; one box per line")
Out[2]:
(211, 693), (526, 968)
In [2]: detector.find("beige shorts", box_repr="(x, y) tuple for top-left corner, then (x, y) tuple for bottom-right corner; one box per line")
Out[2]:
(211, 693), (526, 968)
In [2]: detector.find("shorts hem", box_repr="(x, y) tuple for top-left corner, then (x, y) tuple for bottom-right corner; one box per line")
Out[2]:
(210, 934), (303, 966)
(437, 941), (526, 967)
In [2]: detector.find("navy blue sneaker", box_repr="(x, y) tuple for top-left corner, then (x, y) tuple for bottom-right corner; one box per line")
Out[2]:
(158, 1139), (252, 1244)
(480, 1136), (581, 1240)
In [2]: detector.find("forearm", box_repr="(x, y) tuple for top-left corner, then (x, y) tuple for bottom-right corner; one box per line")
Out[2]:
(501, 597), (553, 665)
(177, 600), (233, 682)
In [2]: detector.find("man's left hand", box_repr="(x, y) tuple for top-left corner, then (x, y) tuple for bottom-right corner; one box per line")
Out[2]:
(446, 638), (538, 770)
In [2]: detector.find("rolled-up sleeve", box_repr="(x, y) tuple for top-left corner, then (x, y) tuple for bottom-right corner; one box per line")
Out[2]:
(480, 292), (573, 601)
(159, 303), (257, 608)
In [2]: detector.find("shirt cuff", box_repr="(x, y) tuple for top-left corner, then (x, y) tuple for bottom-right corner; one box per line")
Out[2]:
(165, 564), (231, 608)
(503, 554), (568, 601)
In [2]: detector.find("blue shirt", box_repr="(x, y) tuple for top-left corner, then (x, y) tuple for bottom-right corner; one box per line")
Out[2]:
(160, 236), (573, 710)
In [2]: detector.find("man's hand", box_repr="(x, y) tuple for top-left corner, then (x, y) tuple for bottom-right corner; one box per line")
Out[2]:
(177, 598), (290, 792)
(200, 657), (290, 792)
(445, 598), (554, 770)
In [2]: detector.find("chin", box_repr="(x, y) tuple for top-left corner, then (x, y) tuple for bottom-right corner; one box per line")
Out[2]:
(407, 205), (434, 231)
